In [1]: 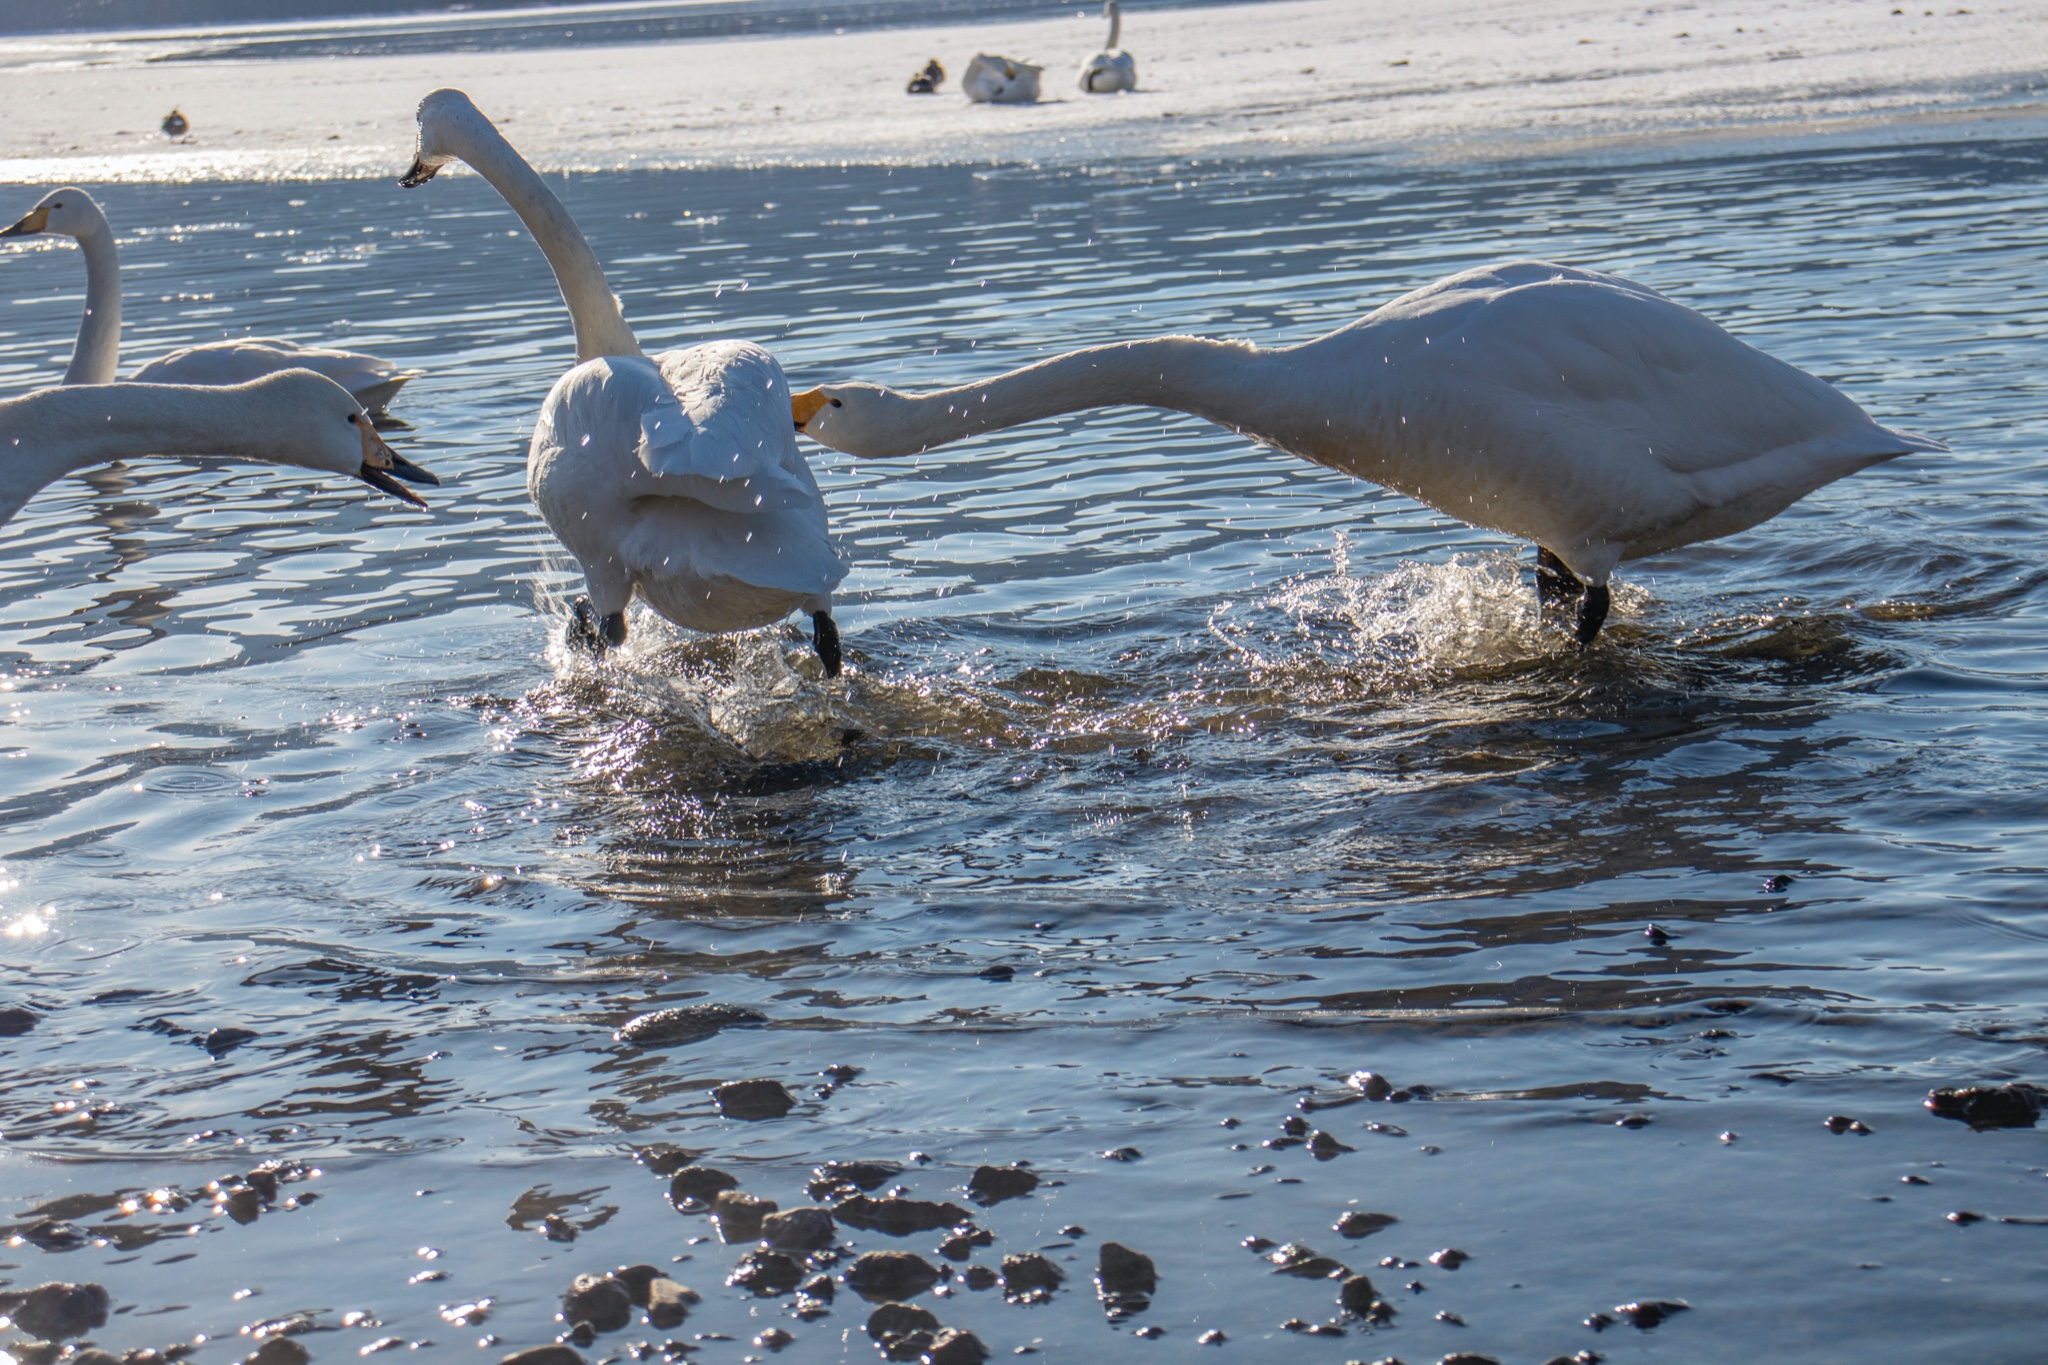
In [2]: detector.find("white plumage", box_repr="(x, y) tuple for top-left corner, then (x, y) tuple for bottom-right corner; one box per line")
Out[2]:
(793, 261), (1944, 644)
(401, 88), (847, 671)
(1079, 0), (1138, 93)
(0, 188), (420, 420)
(963, 53), (1043, 104)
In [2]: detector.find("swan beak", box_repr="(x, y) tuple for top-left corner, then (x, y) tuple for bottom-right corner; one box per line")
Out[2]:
(356, 420), (437, 508)
(791, 388), (833, 433)
(397, 157), (440, 189)
(0, 205), (49, 238)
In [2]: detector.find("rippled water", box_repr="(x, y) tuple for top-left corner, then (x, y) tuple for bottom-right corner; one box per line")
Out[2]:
(1, 138), (2046, 1363)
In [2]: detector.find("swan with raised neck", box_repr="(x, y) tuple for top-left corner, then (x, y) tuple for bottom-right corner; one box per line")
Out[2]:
(0, 370), (438, 530)
(0, 186), (422, 416)
(793, 261), (1944, 644)
(400, 88), (846, 672)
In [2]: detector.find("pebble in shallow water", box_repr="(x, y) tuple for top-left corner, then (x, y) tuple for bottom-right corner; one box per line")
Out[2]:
(0, 1282), (111, 1340)
(1925, 1082), (2047, 1130)
(1093, 1242), (1156, 1318)
(728, 1251), (806, 1297)
(1334, 1211), (1398, 1239)
(846, 1251), (945, 1302)
(834, 1194), (971, 1236)
(710, 1191), (778, 1243)
(666, 1166), (739, 1210)
(614, 1005), (766, 1048)
(998, 1253), (1063, 1304)
(761, 1206), (836, 1251)
(965, 1165), (1039, 1204)
(559, 1274), (634, 1335)
(712, 1079), (794, 1121)
(807, 1161), (903, 1202)
(1612, 1299), (1690, 1329)
(499, 1348), (584, 1365)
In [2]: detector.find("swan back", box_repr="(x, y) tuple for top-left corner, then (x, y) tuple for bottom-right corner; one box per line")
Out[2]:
(964, 54), (1044, 104)
(131, 338), (421, 412)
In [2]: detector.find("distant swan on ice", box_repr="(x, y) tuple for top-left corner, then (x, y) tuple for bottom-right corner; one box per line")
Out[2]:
(963, 53), (1042, 104)
(0, 187), (422, 423)
(792, 262), (1944, 645)
(400, 89), (849, 674)
(1079, 0), (1137, 93)
(0, 370), (437, 532)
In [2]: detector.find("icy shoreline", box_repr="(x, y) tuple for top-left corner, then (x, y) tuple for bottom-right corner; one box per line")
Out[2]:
(0, 0), (2043, 183)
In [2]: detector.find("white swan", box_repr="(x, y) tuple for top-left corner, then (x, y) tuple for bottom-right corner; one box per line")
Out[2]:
(398, 89), (848, 673)
(0, 187), (422, 421)
(963, 54), (1043, 104)
(793, 261), (1944, 644)
(0, 369), (438, 532)
(1079, 0), (1137, 94)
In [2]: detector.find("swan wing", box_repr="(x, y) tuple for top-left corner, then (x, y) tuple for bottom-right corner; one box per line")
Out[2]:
(132, 339), (420, 409)
(635, 341), (821, 513)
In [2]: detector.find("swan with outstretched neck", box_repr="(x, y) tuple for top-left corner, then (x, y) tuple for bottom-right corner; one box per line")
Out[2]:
(0, 187), (421, 420)
(793, 261), (1943, 643)
(0, 369), (438, 532)
(399, 88), (848, 673)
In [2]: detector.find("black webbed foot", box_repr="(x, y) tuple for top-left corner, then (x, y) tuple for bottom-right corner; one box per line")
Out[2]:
(1574, 584), (1611, 645)
(568, 597), (628, 654)
(812, 611), (843, 679)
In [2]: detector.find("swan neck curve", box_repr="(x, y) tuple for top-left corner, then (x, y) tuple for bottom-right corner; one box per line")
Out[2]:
(880, 336), (1301, 455)
(447, 117), (642, 362)
(1105, 0), (1121, 50)
(66, 219), (122, 386)
(0, 383), (298, 528)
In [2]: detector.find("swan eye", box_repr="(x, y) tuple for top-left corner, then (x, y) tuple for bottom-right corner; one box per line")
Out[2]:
(831, 398), (843, 408)
(346, 412), (359, 424)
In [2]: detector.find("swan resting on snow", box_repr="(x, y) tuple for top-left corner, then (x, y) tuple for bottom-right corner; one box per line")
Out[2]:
(0, 370), (438, 532)
(0, 187), (422, 423)
(963, 54), (1042, 104)
(1079, 0), (1137, 93)
(792, 261), (1944, 644)
(400, 88), (848, 675)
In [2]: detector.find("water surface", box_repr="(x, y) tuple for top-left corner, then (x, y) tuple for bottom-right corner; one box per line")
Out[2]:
(1, 140), (2046, 1362)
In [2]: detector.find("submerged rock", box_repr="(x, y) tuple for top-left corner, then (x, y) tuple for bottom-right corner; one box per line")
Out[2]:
(1926, 1083), (2048, 1130)
(711, 1190), (779, 1242)
(761, 1206), (836, 1251)
(615, 1005), (766, 1047)
(499, 1349), (584, 1365)
(1094, 1242), (1156, 1317)
(1337, 1274), (1376, 1315)
(923, 1328), (988, 1364)
(846, 1251), (944, 1301)
(864, 1303), (940, 1361)
(965, 1166), (1038, 1204)
(807, 1160), (903, 1202)
(999, 1253), (1063, 1304)
(1333, 1211), (1398, 1239)
(240, 1341), (308, 1365)
(558, 1274), (632, 1334)
(713, 1079), (795, 1121)
(1613, 1299), (1690, 1329)
(0, 1282), (111, 1339)
(834, 1194), (970, 1236)
(667, 1165), (740, 1209)
(728, 1251), (805, 1297)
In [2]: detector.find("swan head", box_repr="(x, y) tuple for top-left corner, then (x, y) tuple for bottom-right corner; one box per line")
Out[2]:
(400, 88), (489, 188)
(791, 383), (921, 458)
(240, 369), (440, 507)
(1, 187), (110, 243)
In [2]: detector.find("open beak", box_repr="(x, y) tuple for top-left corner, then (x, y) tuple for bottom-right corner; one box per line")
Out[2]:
(354, 419), (437, 508)
(397, 157), (440, 189)
(0, 205), (50, 238)
(792, 388), (834, 433)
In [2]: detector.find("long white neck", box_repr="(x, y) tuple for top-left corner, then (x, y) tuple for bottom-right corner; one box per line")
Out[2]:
(1105, 0), (1121, 50)
(65, 220), (122, 385)
(857, 337), (1338, 458)
(446, 119), (641, 362)
(0, 382), (300, 528)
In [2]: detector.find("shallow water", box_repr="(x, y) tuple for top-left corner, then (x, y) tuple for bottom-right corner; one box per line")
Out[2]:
(1, 139), (2046, 1363)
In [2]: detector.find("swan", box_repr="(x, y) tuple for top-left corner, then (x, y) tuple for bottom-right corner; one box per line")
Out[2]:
(398, 88), (848, 673)
(0, 187), (422, 422)
(963, 54), (1043, 104)
(0, 369), (438, 532)
(1079, 0), (1137, 93)
(792, 261), (1944, 644)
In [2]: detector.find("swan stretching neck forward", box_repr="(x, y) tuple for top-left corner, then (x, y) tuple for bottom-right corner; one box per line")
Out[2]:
(1079, 0), (1137, 93)
(1, 188), (423, 420)
(399, 88), (847, 673)
(794, 262), (1943, 644)
(0, 369), (437, 531)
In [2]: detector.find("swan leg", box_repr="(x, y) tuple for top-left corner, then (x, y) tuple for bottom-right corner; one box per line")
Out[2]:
(1574, 584), (1611, 645)
(812, 611), (843, 679)
(1534, 546), (1584, 604)
(568, 597), (628, 653)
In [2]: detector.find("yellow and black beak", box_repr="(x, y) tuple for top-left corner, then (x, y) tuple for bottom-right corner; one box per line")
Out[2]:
(397, 157), (441, 190)
(354, 417), (438, 508)
(0, 205), (50, 238)
(792, 388), (837, 433)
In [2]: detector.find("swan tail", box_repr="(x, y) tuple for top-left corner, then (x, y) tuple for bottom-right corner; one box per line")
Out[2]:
(1880, 425), (1948, 455)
